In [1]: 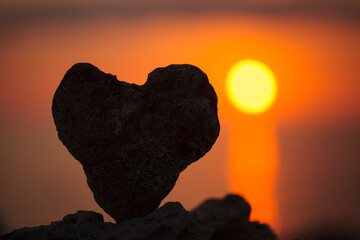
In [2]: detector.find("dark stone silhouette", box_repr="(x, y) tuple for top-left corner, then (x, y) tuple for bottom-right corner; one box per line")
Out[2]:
(1, 194), (276, 240)
(52, 63), (220, 222)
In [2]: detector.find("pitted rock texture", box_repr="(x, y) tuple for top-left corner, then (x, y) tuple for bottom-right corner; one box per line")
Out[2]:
(52, 63), (220, 222)
(1, 195), (276, 240)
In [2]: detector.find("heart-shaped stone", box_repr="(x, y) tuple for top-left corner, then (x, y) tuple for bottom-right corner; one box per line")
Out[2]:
(52, 63), (220, 222)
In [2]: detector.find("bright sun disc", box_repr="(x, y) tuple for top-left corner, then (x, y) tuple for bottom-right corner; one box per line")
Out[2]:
(226, 60), (277, 114)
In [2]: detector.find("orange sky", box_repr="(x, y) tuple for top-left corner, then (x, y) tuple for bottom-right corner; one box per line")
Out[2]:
(0, 10), (359, 238)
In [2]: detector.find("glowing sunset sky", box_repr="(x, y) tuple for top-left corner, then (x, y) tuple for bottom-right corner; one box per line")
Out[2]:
(0, 1), (359, 238)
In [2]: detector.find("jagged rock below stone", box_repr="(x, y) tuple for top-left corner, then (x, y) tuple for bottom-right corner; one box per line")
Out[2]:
(52, 63), (220, 222)
(1, 194), (276, 240)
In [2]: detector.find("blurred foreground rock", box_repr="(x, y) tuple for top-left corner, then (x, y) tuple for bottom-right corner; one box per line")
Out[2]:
(52, 63), (220, 222)
(1, 195), (276, 240)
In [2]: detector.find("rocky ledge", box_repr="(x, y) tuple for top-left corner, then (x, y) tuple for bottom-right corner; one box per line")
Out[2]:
(1, 194), (276, 240)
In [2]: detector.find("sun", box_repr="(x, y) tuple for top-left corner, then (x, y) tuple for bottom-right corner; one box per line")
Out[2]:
(226, 60), (277, 114)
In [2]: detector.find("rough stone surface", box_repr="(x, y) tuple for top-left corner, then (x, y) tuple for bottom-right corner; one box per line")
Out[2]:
(52, 63), (220, 222)
(1, 195), (277, 240)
